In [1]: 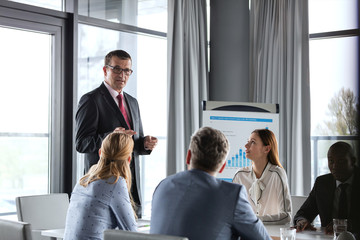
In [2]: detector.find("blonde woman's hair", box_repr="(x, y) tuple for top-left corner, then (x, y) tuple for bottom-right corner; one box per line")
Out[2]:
(79, 132), (136, 217)
(252, 129), (282, 168)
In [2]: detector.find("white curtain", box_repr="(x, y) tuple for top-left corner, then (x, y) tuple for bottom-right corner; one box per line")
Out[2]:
(249, 0), (311, 195)
(167, 0), (209, 175)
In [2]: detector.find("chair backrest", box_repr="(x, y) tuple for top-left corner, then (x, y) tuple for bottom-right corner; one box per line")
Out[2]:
(16, 193), (69, 229)
(0, 219), (32, 240)
(103, 229), (189, 240)
(291, 195), (307, 219)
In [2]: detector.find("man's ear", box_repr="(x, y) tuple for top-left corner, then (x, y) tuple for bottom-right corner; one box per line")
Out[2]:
(219, 162), (226, 173)
(186, 150), (191, 165)
(103, 66), (107, 76)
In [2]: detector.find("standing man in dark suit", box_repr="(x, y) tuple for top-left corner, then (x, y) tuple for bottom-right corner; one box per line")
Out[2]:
(294, 141), (360, 238)
(75, 50), (158, 217)
(150, 127), (271, 240)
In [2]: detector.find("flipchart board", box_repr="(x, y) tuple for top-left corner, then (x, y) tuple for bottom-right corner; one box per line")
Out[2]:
(202, 101), (280, 182)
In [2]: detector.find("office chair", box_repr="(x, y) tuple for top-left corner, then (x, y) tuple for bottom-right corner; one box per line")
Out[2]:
(16, 193), (69, 240)
(103, 229), (189, 240)
(0, 219), (32, 240)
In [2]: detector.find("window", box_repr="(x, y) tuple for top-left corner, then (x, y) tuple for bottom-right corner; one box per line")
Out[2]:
(77, 1), (167, 219)
(0, 27), (52, 216)
(0, 1), (69, 219)
(7, 0), (63, 11)
(77, 25), (167, 220)
(309, 0), (359, 184)
(78, 0), (167, 32)
(0, 0), (167, 220)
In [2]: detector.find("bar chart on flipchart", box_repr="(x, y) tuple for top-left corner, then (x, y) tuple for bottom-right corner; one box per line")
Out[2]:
(227, 147), (251, 168)
(202, 101), (279, 182)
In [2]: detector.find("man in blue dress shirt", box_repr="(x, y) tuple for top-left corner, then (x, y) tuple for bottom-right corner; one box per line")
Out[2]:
(150, 127), (271, 240)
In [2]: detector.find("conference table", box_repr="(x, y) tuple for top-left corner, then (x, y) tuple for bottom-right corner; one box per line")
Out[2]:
(40, 219), (151, 239)
(266, 225), (334, 240)
(41, 222), (334, 240)
(41, 228), (64, 239)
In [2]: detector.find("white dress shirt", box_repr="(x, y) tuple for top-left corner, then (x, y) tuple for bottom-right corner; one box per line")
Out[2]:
(104, 81), (131, 119)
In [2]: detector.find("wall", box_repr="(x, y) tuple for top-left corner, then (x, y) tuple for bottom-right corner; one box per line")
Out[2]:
(209, 0), (250, 102)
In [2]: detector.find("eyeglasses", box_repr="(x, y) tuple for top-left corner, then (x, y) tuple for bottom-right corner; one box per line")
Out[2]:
(106, 65), (133, 76)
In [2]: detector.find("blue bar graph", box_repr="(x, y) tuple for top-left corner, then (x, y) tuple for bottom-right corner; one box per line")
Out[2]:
(226, 147), (251, 168)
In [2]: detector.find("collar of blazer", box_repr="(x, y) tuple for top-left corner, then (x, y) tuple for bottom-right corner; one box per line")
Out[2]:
(99, 83), (133, 129)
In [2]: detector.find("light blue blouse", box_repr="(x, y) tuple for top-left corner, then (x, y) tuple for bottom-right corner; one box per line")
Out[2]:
(64, 176), (137, 240)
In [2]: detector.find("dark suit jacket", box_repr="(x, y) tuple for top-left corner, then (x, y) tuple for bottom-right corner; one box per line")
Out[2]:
(150, 169), (271, 240)
(294, 167), (360, 235)
(75, 82), (150, 206)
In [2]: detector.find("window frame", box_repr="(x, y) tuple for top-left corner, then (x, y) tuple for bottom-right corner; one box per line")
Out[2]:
(309, 10), (360, 183)
(0, 0), (168, 218)
(0, 0), (73, 213)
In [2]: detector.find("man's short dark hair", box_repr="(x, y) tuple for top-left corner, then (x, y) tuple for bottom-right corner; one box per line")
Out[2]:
(104, 50), (132, 66)
(189, 127), (229, 172)
(328, 141), (356, 160)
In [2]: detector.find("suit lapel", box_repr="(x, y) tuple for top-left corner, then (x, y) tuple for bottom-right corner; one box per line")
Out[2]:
(349, 168), (360, 220)
(99, 83), (129, 128)
(324, 177), (336, 220)
(123, 92), (134, 130)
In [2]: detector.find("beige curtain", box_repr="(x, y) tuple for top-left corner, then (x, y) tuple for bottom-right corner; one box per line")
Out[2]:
(167, 0), (209, 175)
(249, 0), (311, 195)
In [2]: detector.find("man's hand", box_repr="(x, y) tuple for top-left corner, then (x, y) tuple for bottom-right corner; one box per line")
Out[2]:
(113, 127), (137, 135)
(144, 136), (158, 150)
(295, 219), (316, 232)
(324, 221), (334, 235)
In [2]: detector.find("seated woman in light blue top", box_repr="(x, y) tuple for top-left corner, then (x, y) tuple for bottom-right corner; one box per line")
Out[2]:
(64, 132), (138, 240)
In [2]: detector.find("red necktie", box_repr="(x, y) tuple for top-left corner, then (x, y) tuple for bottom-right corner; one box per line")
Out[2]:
(117, 94), (131, 129)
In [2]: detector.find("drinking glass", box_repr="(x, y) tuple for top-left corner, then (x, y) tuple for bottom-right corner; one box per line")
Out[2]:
(280, 227), (296, 240)
(333, 219), (347, 238)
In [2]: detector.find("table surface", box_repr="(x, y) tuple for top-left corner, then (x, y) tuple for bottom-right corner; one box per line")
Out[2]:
(40, 219), (152, 239)
(41, 228), (64, 238)
(41, 222), (334, 240)
(266, 225), (334, 240)
(137, 219), (151, 233)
